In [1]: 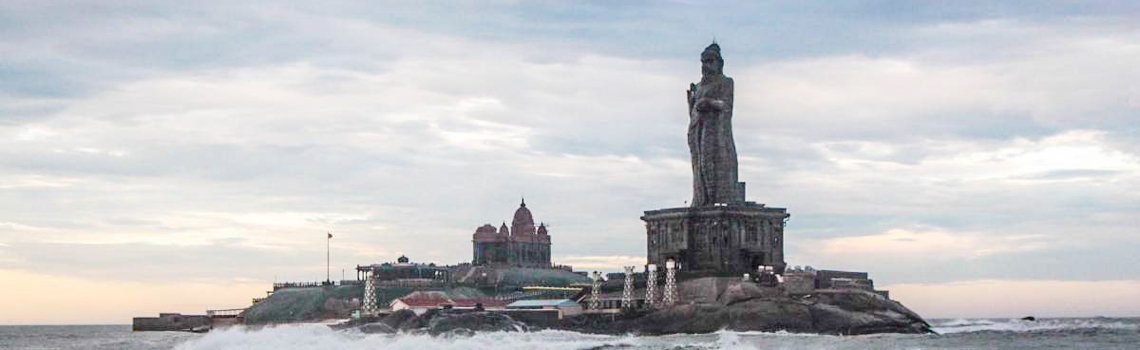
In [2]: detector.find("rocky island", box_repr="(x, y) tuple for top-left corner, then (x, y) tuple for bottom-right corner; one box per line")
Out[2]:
(164, 42), (933, 337)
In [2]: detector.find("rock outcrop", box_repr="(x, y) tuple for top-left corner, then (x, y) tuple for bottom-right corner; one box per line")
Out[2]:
(350, 310), (528, 335)
(343, 279), (930, 336)
(348, 289), (929, 336)
(629, 282), (930, 335)
(425, 311), (528, 335)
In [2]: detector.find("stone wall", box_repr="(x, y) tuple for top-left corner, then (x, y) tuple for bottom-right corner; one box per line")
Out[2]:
(132, 314), (212, 331)
(782, 273), (816, 295)
(500, 309), (562, 323)
(678, 277), (738, 304)
(473, 241), (510, 265)
(642, 204), (789, 275)
(509, 241), (551, 268)
(815, 270), (870, 289)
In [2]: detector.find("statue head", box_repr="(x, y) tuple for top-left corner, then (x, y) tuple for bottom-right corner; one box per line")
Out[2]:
(701, 43), (724, 76)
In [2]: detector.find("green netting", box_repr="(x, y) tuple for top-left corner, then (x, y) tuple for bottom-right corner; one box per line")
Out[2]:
(496, 267), (591, 287)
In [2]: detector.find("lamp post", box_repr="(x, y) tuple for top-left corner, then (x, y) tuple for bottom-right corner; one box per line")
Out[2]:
(326, 232), (332, 284)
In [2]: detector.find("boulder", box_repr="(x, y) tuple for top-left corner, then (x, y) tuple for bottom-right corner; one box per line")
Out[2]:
(426, 311), (527, 335)
(718, 282), (782, 305)
(606, 288), (930, 335)
(358, 323), (396, 334)
(725, 299), (814, 332)
(397, 309), (433, 331)
(633, 304), (729, 335)
(633, 298), (814, 334)
(821, 290), (916, 317)
(678, 277), (735, 304)
(808, 289), (930, 334)
(379, 309), (418, 330)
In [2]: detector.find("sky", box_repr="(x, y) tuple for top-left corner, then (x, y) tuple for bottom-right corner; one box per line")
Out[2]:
(1, 0), (1138, 324)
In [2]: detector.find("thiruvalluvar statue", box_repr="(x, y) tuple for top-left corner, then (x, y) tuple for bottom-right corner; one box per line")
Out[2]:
(687, 43), (743, 206)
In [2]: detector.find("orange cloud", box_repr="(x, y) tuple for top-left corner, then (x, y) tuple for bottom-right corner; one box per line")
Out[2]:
(886, 279), (1140, 318)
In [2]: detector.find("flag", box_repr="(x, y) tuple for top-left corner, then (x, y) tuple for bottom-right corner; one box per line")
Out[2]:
(328, 232), (333, 239)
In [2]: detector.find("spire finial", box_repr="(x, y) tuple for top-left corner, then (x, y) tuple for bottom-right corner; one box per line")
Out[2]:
(520, 196), (526, 207)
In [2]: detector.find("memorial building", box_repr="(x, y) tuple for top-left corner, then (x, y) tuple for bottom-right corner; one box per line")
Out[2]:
(472, 200), (552, 268)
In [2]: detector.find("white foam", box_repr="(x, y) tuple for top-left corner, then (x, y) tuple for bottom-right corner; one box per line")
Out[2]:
(174, 325), (642, 350)
(174, 320), (1138, 350)
(713, 328), (826, 337)
(713, 330), (771, 350)
(933, 318), (1138, 334)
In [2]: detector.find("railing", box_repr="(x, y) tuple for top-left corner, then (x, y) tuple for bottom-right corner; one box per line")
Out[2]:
(376, 279), (446, 288)
(494, 290), (563, 301)
(273, 280), (362, 290)
(273, 281), (323, 290)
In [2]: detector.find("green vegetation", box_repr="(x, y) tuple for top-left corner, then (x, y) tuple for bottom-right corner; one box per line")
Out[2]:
(242, 285), (361, 324)
(242, 285), (493, 324)
(497, 267), (591, 287)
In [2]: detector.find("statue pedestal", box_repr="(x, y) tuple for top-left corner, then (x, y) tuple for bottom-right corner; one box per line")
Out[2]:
(641, 203), (789, 276)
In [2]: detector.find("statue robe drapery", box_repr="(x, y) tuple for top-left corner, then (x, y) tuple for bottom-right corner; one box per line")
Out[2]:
(687, 74), (740, 206)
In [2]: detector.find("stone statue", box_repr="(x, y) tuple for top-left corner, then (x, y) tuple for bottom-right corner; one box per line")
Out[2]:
(688, 43), (743, 206)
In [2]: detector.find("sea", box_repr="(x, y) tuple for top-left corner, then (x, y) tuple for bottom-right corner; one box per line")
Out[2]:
(1, 318), (1137, 350)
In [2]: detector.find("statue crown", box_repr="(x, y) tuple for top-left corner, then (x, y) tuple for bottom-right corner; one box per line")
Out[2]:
(701, 42), (725, 75)
(703, 43), (721, 57)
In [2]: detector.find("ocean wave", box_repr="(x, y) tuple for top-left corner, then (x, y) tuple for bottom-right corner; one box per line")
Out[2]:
(711, 328), (825, 337)
(171, 324), (826, 350)
(172, 320), (1137, 350)
(932, 318), (1139, 334)
(173, 325), (645, 350)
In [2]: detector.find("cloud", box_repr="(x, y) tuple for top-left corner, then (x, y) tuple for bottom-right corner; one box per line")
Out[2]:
(1015, 169), (1124, 181)
(555, 255), (648, 272)
(885, 279), (1140, 318)
(0, 174), (84, 189)
(0, 1), (1138, 323)
(0, 268), (265, 325)
(816, 228), (1049, 260)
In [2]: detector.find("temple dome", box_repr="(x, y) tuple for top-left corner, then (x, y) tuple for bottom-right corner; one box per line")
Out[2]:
(474, 223), (505, 243)
(475, 224), (497, 235)
(511, 199), (535, 234)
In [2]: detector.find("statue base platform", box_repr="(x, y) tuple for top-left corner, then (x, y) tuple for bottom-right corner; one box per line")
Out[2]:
(641, 203), (789, 276)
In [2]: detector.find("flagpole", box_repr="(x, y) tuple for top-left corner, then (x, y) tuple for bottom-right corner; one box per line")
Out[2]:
(326, 232), (331, 284)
